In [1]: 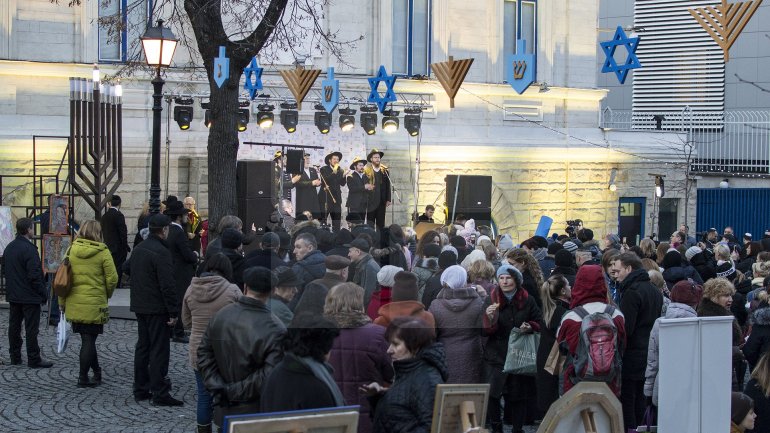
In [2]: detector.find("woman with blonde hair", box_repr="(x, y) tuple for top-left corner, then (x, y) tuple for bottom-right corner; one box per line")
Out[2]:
(744, 351), (770, 433)
(468, 259), (496, 295)
(655, 242), (671, 266)
(505, 248), (544, 307)
(640, 238), (657, 260)
(60, 219), (118, 387)
(698, 278), (746, 391)
(535, 274), (571, 412)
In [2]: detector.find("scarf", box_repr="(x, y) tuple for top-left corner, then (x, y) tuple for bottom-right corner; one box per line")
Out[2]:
(533, 248), (547, 262)
(295, 354), (345, 406)
(326, 311), (371, 329)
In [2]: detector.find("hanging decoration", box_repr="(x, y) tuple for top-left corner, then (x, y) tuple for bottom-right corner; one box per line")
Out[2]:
(506, 40), (536, 94)
(213, 46), (230, 88)
(243, 56), (263, 100)
(689, 0), (762, 62)
(431, 56), (474, 108)
(367, 65), (398, 113)
(279, 66), (322, 110)
(600, 26), (641, 85)
(320, 67), (340, 113)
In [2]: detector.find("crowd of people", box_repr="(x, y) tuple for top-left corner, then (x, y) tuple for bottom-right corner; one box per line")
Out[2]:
(7, 190), (770, 432)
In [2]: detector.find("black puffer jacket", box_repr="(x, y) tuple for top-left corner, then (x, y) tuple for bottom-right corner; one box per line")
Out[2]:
(744, 306), (770, 371)
(690, 251), (716, 281)
(371, 343), (447, 433)
(3, 235), (46, 304)
(618, 268), (664, 379)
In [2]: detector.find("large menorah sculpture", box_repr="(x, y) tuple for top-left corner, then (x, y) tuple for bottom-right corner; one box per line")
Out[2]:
(68, 69), (123, 220)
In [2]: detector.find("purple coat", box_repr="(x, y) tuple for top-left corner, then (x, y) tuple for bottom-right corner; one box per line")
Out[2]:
(328, 321), (394, 433)
(428, 286), (485, 384)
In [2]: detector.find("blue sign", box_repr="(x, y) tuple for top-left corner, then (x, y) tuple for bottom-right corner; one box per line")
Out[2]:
(213, 46), (229, 88)
(321, 67), (340, 113)
(243, 56), (263, 100)
(367, 65), (397, 113)
(600, 26), (641, 84)
(506, 40), (536, 95)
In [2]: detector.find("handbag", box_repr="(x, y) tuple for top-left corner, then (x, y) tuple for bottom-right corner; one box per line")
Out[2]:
(544, 340), (567, 375)
(628, 406), (657, 433)
(56, 312), (69, 354)
(52, 248), (72, 298)
(503, 328), (540, 375)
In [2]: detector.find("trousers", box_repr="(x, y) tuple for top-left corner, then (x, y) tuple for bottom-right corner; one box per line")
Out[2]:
(8, 303), (42, 364)
(134, 313), (172, 397)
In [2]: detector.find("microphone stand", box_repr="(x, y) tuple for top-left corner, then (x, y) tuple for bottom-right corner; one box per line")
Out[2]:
(382, 168), (401, 227)
(316, 165), (336, 230)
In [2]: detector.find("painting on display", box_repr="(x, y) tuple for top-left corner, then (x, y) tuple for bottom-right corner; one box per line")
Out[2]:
(42, 234), (71, 274)
(0, 206), (13, 257)
(49, 195), (69, 234)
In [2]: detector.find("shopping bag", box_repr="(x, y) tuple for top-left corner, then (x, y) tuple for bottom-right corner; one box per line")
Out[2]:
(56, 312), (69, 353)
(544, 340), (567, 375)
(52, 256), (72, 297)
(502, 328), (539, 375)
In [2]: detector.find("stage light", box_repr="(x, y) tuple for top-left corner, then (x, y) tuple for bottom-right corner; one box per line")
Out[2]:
(237, 108), (249, 132)
(339, 107), (356, 132)
(404, 107), (421, 136)
(280, 102), (298, 133)
(314, 104), (331, 134)
(360, 105), (378, 135)
(382, 109), (399, 133)
(256, 103), (274, 129)
(655, 175), (665, 197)
(173, 106), (193, 130)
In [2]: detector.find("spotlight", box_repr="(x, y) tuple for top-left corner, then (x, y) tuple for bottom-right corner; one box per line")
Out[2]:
(404, 106), (421, 136)
(256, 103), (274, 129)
(280, 102), (298, 133)
(360, 105), (378, 135)
(339, 107), (356, 132)
(237, 108), (249, 132)
(314, 104), (331, 134)
(382, 109), (399, 133)
(173, 106), (193, 130)
(655, 175), (665, 197)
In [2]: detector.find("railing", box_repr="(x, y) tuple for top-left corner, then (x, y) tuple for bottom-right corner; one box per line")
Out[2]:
(601, 107), (770, 174)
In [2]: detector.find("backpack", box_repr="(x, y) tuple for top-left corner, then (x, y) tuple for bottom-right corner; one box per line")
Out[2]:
(566, 305), (622, 385)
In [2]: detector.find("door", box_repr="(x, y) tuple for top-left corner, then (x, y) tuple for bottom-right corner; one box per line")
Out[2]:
(659, 198), (679, 241)
(619, 197), (646, 246)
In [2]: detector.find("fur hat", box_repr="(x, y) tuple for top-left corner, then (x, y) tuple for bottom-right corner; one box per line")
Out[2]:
(685, 246), (703, 262)
(670, 280), (703, 308)
(731, 392), (754, 425)
(220, 228), (243, 249)
(441, 265), (468, 290)
(391, 271), (419, 302)
(377, 265), (402, 287)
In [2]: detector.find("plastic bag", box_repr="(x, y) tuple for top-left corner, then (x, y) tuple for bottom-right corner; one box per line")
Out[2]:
(57, 312), (69, 354)
(503, 328), (539, 375)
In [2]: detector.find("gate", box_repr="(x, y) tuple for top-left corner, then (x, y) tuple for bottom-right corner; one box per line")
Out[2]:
(696, 188), (770, 240)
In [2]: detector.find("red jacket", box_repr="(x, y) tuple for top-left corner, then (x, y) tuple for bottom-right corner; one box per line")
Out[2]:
(367, 286), (392, 320)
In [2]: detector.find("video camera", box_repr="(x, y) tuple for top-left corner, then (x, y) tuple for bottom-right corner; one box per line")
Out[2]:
(565, 220), (581, 237)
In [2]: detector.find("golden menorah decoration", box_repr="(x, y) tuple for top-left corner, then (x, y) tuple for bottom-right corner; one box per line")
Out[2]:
(689, 0), (763, 61)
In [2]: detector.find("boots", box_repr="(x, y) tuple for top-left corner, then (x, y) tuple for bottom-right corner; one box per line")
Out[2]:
(196, 424), (212, 433)
(77, 373), (97, 388)
(92, 367), (102, 385)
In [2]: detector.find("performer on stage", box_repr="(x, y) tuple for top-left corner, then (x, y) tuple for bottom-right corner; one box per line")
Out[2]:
(295, 153), (322, 220)
(364, 148), (391, 231)
(346, 157), (372, 224)
(273, 151), (300, 206)
(318, 151), (346, 231)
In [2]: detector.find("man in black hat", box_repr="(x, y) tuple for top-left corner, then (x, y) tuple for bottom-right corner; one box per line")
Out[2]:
(244, 232), (284, 270)
(318, 150), (346, 231)
(364, 149), (391, 231)
(295, 153), (322, 220)
(294, 255), (351, 316)
(346, 157), (371, 224)
(127, 213), (184, 406)
(164, 200), (199, 343)
(268, 267), (301, 326)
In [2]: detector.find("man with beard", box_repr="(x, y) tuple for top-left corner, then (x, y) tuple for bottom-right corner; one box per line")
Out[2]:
(364, 149), (391, 231)
(318, 151), (346, 231)
(346, 157), (372, 224)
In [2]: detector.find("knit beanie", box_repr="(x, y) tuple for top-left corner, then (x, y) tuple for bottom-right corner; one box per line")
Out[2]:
(670, 280), (703, 308)
(377, 265), (402, 288)
(731, 392), (754, 425)
(438, 250), (458, 270)
(563, 241), (578, 254)
(221, 228), (243, 249)
(495, 263), (523, 287)
(548, 242), (564, 256)
(685, 246), (702, 262)
(440, 265), (468, 290)
(555, 249), (574, 268)
(498, 234), (514, 251)
(461, 249), (486, 269)
(391, 271), (419, 302)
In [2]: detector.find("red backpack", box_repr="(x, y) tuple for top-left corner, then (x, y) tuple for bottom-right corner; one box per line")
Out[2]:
(565, 305), (622, 385)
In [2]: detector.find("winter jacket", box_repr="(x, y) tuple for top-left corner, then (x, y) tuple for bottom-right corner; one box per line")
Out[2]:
(367, 287), (392, 321)
(744, 378), (770, 433)
(539, 256), (556, 279)
(101, 207), (129, 264)
(243, 248), (284, 270)
(350, 253), (381, 307)
(3, 235), (46, 304)
(197, 296), (286, 426)
(413, 257), (439, 301)
(644, 302), (697, 406)
(661, 250), (703, 288)
(697, 298), (744, 347)
(558, 265), (626, 396)
(690, 251), (717, 282)
(536, 297), (570, 412)
(260, 352), (341, 413)
(60, 238), (118, 324)
(328, 321), (394, 433)
(743, 307), (770, 371)
(371, 343), (447, 433)
(421, 269), (445, 310)
(291, 249), (327, 289)
(181, 273), (241, 369)
(267, 296), (294, 326)
(167, 223), (199, 297)
(429, 286), (485, 384)
(294, 273), (346, 317)
(551, 265), (577, 288)
(127, 234), (179, 316)
(618, 268), (663, 379)
(220, 248), (246, 289)
(521, 269), (543, 308)
(374, 301), (435, 328)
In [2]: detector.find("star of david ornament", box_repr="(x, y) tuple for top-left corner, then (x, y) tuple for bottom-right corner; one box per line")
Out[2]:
(213, 46), (230, 88)
(243, 56), (263, 100)
(321, 67), (340, 113)
(367, 65), (397, 113)
(600, 26), (642, 84)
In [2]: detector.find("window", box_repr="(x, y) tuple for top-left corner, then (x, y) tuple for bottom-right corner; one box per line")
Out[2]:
(503, 0), (536, 79)
(392, 0), (431, 76)
(98, 0), (151, 62)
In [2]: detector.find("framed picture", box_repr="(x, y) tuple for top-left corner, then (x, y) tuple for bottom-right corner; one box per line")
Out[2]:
(49, 195), (69, 234)
(42, 234), (71, 274)
(223, 406), (359, 433)
(0, 206), (13, 257)
(430, 384), (490, 433)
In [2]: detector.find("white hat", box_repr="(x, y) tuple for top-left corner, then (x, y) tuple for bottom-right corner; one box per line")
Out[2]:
(377, 265), (403, 287)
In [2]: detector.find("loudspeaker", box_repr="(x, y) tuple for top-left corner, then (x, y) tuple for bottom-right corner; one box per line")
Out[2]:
(447, 208), (492, 228)
(286, 149), (304, 174)
(237, 160), (274, 199)
(237, 198), (273, 235)
(445, 175), (492, 209)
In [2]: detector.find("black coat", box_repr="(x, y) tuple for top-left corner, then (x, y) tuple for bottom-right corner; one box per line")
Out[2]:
(167, 223), (198, 295)
(366, 167), (392, 212)
(744, 378), (770, 433)
(744, 307), (770, 371)
(260, 352), (339, 413)
(101, 207), (129, 263)
(522, 270), (543, 309)
(3, 235), (46, 304)
(345, 171), (370, 214)
(551, 265), (577, 287)
(421, 269), (445, 310)
(371, 343), (447, 433)
(536, 298), (570, 412)
(222, 248), (246, 290)
(243, 248), (284, 270)
(318, 164), (346, 212)
(540, 256), (556, 279)
(662, 265), (703, 288)
(690, 252), (717, 281)
(618, 268), (664, 379)
(126, 234), (178, 316)
(295, 167), (321, 215)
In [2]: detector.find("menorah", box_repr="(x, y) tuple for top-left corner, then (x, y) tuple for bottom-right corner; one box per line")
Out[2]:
(68, 69), (123, 220)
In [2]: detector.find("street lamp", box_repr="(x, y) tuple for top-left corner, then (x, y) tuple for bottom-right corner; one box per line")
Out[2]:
(141, 19), (178, 215)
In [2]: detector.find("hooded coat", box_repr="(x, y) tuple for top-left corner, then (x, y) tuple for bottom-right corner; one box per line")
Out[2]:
(374, 301), (435, 328)
(60, 238), (119, 325)
(690, 251), (717, 282)
(371, 343), (447, 433)
(618, 268), (663, 379)
(557, 265), (626, 396)
(743, 306), (770, 371)
(367, 286), (392, 321)
(661, 251), (704, 288)
(428, 286), (485, 384)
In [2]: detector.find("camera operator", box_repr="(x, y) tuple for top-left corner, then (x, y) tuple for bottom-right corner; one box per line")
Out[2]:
(565, 219), (583, 238)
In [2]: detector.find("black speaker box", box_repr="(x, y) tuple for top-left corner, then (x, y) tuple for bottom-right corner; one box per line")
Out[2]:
(445, 175), (492, 209)
(286, 149), (304, 174)
(447, 208), (492, 228)
(237, 160), (274, 199)
(237, 197), (273, 235)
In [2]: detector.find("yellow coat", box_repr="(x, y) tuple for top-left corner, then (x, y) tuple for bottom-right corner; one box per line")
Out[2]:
(59, 238), (118, 324)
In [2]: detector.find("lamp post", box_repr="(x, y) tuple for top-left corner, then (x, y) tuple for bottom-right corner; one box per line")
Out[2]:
(141, 19), (178, 215)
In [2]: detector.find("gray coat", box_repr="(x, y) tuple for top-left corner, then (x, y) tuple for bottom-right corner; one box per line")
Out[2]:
(644, 302), (697, 406)
(350, 253), (381, 306)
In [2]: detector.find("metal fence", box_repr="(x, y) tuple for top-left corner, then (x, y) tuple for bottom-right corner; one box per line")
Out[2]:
(601, 107), (770, 174)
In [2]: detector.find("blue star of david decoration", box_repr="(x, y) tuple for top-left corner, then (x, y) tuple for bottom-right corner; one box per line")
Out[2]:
(243, 56), (263, 100)
(600, 26), (642, 84)
(367, 65), (397, 113)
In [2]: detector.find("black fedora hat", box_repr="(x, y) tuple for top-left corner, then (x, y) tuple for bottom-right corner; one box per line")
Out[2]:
(349, 156), (366, 170)
(163, 200), (187, 216)
(367, 148), (384, 162)
(325, 151), (343, 165)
